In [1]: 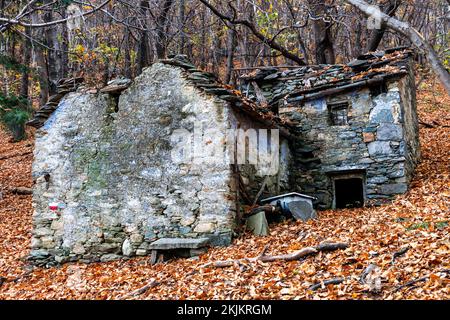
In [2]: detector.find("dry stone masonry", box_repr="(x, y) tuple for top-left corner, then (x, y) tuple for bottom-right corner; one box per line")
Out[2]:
(240, 48), (420, 209)
(29, 56), (291, 265)
(29, 48), (420, 264)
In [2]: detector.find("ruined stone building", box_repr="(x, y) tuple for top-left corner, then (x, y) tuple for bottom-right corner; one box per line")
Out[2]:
(240, 47), (420, 210)
(29, 48), (419, 264)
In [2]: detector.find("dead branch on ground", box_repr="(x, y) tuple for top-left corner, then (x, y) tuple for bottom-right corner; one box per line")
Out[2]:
(201, 242), (348, 268)
(118, 278), (160, 299)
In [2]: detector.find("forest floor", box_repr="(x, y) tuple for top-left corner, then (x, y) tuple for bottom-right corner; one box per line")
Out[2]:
(0, 78), (449, 300)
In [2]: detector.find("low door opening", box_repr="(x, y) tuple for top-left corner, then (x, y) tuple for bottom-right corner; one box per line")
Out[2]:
(334, 177), (364, 209)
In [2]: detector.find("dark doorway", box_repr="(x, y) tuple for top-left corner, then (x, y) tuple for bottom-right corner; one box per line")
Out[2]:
(334, 178), (364, 209)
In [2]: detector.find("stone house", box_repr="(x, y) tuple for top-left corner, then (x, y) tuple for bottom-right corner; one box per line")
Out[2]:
(29, 48), (419, 264)
(240, 47), (420, 209)
(29, 56), (292, 264)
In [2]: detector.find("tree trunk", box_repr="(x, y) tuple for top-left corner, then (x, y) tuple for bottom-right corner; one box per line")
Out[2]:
(59, 6), (69, 79)
(178, 0), (186, 54)
(124, 28), (132, 79)
(353, 19), (363, 58)
(155, 0), (174, 59)
(308, 0), (335, 64)
(137, 0), (150, 74)
(225, 26), (236, 84)
(31, 11), (49, 106)
(44, 2), (57, 95)
(20, 26), (31, 101)
(366, 0), (402, 52)
(199, 0), (306, 65)
(345, 0), (450, 96)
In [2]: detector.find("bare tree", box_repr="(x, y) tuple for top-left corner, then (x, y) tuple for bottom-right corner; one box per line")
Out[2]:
(307, 0), (335, 64)
(345, 0), (450, 95)
(199, 0), (306, 65)
(366, 0), (402, 52)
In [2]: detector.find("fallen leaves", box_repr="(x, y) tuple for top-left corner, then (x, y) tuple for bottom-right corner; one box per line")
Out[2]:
(0, 78), (449, 300)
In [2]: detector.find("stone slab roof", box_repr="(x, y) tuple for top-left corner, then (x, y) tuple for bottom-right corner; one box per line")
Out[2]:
(27, 77), (84, 129)
(239, 47), (413, 105)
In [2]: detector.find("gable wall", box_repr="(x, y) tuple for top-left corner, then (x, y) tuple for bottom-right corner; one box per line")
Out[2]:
(30, 64), (238, 264)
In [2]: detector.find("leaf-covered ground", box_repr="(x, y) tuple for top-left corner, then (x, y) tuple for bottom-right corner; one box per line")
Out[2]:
(0, 79), (448, 300)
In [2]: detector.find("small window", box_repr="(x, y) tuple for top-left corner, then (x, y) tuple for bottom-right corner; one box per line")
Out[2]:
(370, 83), (388, 97)
(328, 102), (349, 126)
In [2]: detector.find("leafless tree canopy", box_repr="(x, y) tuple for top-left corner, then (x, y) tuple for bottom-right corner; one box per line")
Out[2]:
(0, 0), (449, 104)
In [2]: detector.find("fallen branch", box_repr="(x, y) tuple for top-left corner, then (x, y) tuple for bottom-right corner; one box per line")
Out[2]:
(418, 120), (450, 128)
(201, 242), (348, 268)
(391, 246), (410, 265)
(393, 269), (450, 292)
(10, 187), (32, 195)
(315, 242), (349, 252)
(245, 205), (279, 218)
(419, 121), (435, 128)
(118, 278), (160, 299)
(0, 151), (32, 161)
(252, 176), (270, 206)
(309, 277), (345, 291)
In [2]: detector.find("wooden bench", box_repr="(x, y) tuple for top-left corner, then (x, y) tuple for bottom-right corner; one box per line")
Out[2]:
(148, 238), (210, 264)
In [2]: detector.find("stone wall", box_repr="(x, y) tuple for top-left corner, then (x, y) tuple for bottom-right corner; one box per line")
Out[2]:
(397, 59), (420, 183)
(282, 74), (419, 209)
(229, 111), (292, 201)
(30, 63), (243, 264)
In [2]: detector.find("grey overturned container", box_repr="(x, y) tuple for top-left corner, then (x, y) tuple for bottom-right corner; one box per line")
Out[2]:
(260, 192), (317, 222)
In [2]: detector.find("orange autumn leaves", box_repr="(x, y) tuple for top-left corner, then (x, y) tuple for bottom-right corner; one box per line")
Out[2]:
(0, 78), (449, 300)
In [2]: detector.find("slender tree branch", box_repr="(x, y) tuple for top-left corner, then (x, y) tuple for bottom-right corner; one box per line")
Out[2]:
(198, 0), (306, 65)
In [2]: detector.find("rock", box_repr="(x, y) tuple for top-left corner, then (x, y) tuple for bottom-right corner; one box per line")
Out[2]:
(50, 219), (64, 231)
(338, 131), (356, 139)
(363, 132), (375, 143)
(31, 237), (42, 249)
(368, 141), (392, 156)
(130, 233), (143, 244)
(100, 78), (131, 94)
(29, 249), (50, 259)
(55, 255), (68, 264)
(95, 243), (119, 253)
(135, 249), (147, 256)
(180, 216), (196, 227)
(194, 222), (215, 233)
(380, 183), (408, 195)
(41, 236), (55, 249)
(34, 227), (53, 237)
(369, 108), (394, 123)
(367, 176), (388, 184)
(122, 239), (133, 256)
(377, 124), (403, 141)
(73, 243), (86, 255)
(100, 254), (121, 262)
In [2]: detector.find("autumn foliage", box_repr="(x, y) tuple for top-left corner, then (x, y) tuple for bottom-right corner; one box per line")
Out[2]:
(0, 79), (448, 300)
